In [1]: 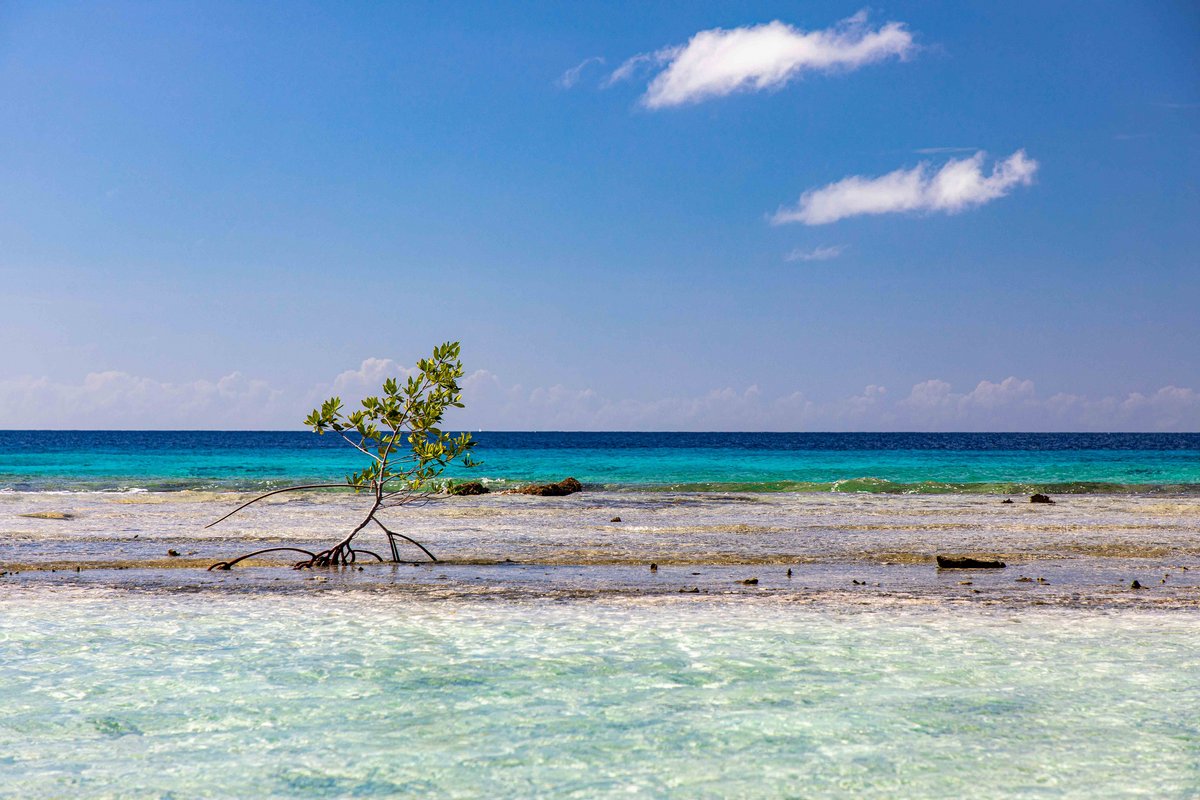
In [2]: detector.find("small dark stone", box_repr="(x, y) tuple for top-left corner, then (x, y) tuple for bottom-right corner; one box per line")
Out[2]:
(741, 578), (759, 585)
(936, 555), (1006, 569)
(1001, 499), (1014, 504)
(786, 568), (793, 578)
(1016, 577), (1033, 582)
(448, 481), (490, 496)
(610, 516), (621, 522)
(1030, 493), (1055, 504)
(1130, 579), (1143, 590)
(167, 549), (180, 557)
(649, 563), (658, 571)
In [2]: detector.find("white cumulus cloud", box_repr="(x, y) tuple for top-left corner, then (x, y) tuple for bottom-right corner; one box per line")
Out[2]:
(4, 364), (1196, 432)
(773, 150), (1039, 226)
(612, 11), (915, 109)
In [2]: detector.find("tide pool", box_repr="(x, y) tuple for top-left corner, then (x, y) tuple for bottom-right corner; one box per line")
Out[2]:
(1, 587), (1196, 798)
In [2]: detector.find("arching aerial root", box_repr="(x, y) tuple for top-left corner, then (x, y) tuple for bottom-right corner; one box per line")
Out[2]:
(207, 530), (436, 571)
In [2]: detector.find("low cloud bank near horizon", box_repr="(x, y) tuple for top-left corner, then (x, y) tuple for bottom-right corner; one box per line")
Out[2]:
(774, 150), (1038, 225)
(610, 11), (914, 109)
(1, 361), (1197, 432)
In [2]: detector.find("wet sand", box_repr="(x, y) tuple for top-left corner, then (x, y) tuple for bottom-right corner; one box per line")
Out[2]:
(2, 490), (1197, 609)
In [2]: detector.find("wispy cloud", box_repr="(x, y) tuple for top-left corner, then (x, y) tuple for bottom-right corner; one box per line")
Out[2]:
(773, 150), (1038, 226)
(610, 11), (915, 109)
(785, 244), (846, 262)
(556, 56), (605, 89)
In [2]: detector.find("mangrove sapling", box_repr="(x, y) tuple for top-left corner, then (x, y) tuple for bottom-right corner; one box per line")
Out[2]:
(207, 342), (478, 570)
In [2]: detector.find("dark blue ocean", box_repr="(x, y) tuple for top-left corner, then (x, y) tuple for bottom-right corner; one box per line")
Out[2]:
(1, 431), (1198, 493)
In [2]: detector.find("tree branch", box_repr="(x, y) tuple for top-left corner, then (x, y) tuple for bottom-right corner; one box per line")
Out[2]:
(205, 484), (354, 529)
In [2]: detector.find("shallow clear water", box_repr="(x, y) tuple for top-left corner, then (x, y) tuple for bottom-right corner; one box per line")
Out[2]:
(0, 587), (1196, 799)
(4, 433), (1198, 797)
(3, 431), (1199, 492)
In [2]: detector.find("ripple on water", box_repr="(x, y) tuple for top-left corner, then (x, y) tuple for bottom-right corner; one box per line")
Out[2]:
(0, 586), (1197, 798)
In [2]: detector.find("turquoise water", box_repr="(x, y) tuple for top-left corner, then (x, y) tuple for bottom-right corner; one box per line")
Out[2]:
(2, 432), (1199, 492)
(1, 588), (1196, 798)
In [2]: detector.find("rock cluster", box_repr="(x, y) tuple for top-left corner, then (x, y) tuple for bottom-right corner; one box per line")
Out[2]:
(514, 477), (583, 496)
(447, 481), (490, 496)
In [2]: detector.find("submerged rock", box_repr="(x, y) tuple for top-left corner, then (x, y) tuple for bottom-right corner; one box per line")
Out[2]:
(1030, 493), (1055, 504)
(936, 555), (1006, 569)
(514, 477), (583, 496)
(610, 516), (622, 522)
(740, 578), (759, 585)
(447, 481), (490, 496)
(1130, 579), (1143, 590)
(1001, 499), (1014, 504)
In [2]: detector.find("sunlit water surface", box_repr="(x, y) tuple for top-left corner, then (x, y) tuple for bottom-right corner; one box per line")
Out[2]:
(1, 587), (1196, 798)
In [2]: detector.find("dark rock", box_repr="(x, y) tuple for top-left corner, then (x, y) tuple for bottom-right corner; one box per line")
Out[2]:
(448, 481), (489, 496)
(740, 578), (759, 585)
(1001, 499), (1014, 504)
(1016, 577), (1033, 582)
(1130, 579), (1143, 590)
(786, 568), (793, 578)
(515, 477), (583, 496)
(936, 555), (1006, 569)
(1030, 494), (1054, 504)
(167, 549), (180, 557)
(610, 516), (622, 522)
(649, 563), (658, 572)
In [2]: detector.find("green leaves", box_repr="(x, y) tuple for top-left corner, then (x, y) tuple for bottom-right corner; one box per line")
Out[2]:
(306, 341), (478, 499)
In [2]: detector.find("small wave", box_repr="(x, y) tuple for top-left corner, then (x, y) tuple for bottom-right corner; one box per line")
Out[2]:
(631, 478), (1200, 496)
(4, 474), (1200, 496)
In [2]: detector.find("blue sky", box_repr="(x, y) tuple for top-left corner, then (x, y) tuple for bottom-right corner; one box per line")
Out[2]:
(1, 1), (1197, 430)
